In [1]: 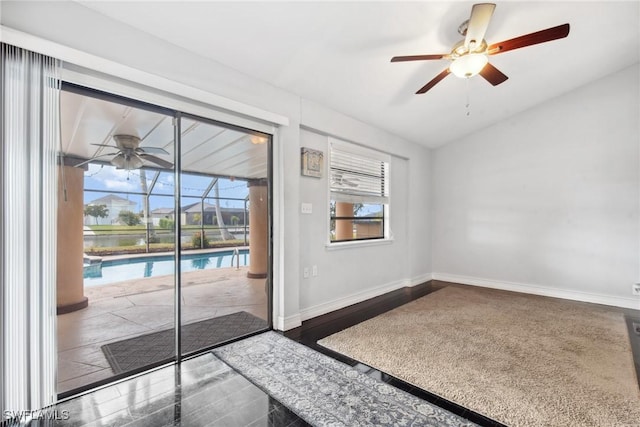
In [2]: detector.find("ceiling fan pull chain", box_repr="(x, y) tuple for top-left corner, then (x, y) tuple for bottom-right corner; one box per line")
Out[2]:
(466, 77), (471, 116)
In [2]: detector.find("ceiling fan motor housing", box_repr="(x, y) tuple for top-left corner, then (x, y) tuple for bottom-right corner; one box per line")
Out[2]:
(451, 39), (488, 59)
(113, 134), (141, 150)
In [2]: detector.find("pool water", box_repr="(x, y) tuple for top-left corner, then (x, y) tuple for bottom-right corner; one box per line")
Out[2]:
(84, 249), (249, 287)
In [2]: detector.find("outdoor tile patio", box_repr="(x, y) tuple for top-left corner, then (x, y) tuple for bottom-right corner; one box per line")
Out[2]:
(57, 265), (267, 394)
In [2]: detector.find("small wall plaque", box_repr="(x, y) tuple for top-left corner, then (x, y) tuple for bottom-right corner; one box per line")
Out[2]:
(301, 147), (323, 178)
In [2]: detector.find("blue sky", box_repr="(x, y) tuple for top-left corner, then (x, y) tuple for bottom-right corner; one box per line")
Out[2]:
(84, 164), (249, 213)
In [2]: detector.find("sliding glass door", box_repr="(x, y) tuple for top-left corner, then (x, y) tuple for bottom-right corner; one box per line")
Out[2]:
(55, 85), (271, 396)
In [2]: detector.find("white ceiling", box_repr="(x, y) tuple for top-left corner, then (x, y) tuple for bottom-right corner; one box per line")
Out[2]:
(78, 1), (639, 148)
(61, 90), (269, 178)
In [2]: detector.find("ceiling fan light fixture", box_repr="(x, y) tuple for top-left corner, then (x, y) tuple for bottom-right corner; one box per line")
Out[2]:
(449, 53), (489, 78)
(250, 135), (267, 145)
(111, 153), (144, 170)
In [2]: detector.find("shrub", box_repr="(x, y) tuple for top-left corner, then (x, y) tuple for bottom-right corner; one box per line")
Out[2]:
(118, 210), (141, 226)
(191, 231), (209, 248)
(159, 218), (175, 230)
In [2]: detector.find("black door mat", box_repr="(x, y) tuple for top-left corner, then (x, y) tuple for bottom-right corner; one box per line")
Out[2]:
(101, 311), (268, 374)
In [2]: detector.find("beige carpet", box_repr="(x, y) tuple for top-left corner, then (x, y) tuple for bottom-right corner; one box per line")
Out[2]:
(318, 286), (640, 427)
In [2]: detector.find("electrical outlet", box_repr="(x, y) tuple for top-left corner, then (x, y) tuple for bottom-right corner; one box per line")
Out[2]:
(633, 283), (640, 296)
(312, 265), (318, 277)
(303, 267), (310, 279)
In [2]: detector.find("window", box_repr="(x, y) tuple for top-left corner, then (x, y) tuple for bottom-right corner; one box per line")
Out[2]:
(329, 139), (389, 243)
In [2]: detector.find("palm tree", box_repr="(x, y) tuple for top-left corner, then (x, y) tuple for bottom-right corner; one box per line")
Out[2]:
(139, 169), (157, 243)
(214, 180), (234, 240)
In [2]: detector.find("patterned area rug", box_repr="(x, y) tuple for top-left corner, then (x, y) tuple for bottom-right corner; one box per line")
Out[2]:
(213, 331), (477, 427)
(102, 311), (267, 374)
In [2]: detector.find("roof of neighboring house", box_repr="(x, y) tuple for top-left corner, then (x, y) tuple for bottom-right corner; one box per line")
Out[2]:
(151, 208), (174, 215)
(182, 202), (216, 213)
(86, 194), (137, 207)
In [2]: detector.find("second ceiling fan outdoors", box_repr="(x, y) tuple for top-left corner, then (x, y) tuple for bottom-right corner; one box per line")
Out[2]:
(76, 134), (173, 170)
(392, 3), (570, 94)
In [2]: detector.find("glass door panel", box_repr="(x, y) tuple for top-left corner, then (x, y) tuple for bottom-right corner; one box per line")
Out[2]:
(57, 87), (176, 394)
(179, 116), (270, 357)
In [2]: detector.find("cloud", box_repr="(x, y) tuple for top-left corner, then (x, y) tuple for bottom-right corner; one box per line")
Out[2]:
(86, 164), (139, 192)
(103, 179), (137, 191)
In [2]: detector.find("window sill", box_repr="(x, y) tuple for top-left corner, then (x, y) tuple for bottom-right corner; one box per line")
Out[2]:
(325, 238), (394, 251)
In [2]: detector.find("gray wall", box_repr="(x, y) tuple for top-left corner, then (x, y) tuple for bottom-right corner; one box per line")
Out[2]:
(431, 64), (640, 308)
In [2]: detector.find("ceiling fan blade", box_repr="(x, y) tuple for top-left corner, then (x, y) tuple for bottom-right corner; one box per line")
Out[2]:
(137, 146), (170, 155)
(479, 62), (508, 86)
(465, 3), (496, 50)
(74, 153), (119, 168)
(416, 68), (451, 94)
(391, 54), (448, 62)
(139, 153), (174, 169)
(488, 23), (570, 55)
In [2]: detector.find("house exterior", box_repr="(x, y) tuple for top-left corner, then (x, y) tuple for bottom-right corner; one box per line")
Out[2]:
(181, 202), (247, 226)
(84, 194), (138, 225)
(149, 207), (174, 226)
(151, 203), (248, 226)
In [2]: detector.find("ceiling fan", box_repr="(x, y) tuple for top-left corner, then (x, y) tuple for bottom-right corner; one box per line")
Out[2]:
(391, 3), (570, 94)
(76, 134), (173, 170)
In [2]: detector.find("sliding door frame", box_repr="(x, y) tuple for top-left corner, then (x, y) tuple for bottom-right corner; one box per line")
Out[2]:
(57, 83), (273, 399)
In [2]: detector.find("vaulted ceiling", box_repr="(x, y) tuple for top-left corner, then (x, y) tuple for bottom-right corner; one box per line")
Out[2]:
(76, 1), (640, 148)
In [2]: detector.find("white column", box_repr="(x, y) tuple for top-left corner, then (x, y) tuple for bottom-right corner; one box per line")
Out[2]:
(247, 179), (268, 279)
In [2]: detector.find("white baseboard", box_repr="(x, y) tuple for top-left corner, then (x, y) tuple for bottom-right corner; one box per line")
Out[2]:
(274, 313), (302, 331)
(432, 273), (640, 310)
(299, 278), (412, 322)
(408, 273), (433, 287)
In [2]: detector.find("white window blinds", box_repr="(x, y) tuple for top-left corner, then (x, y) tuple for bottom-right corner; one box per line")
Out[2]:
(329, 139), (389, 204)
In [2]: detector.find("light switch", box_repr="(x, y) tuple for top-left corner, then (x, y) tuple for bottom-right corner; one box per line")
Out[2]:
(301, 203), (313, 214)
(303, 267), (310, 279)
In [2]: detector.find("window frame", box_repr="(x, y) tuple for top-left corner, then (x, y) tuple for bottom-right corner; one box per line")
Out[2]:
(327, 138), (391, 247)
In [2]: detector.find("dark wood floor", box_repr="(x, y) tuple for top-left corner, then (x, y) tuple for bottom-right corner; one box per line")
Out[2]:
(284, 281), (507, 427)
(285, 280), (640, 427)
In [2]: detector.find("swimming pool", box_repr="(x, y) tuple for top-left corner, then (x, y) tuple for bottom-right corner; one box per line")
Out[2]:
(84, 249), (249, 287)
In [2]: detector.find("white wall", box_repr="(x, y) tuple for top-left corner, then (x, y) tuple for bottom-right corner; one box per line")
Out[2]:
(297, 99), (432, 321)
(0, 1), (433, 329)
(432, 64), (640, 309)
